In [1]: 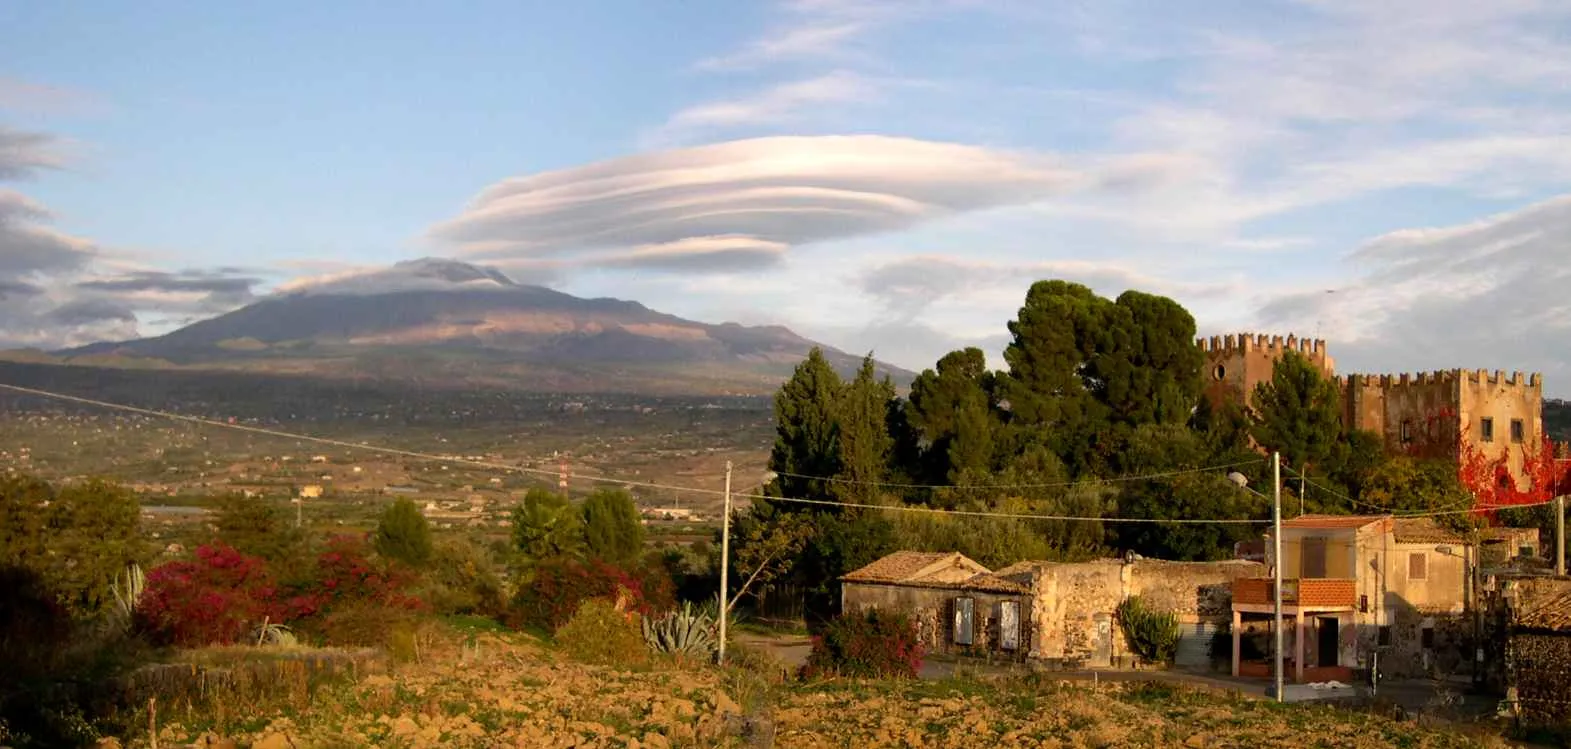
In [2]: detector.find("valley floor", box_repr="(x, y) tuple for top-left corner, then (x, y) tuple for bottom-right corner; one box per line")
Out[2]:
(117, 627), (1513, 749)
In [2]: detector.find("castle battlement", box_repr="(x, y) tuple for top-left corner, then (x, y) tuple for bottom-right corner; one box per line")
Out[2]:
(1197, 332), (1326, 357)
(1335, 369), (1543, 389)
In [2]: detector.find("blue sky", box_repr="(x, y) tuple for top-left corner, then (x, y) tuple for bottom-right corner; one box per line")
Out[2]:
(4, 0), (1571, 393)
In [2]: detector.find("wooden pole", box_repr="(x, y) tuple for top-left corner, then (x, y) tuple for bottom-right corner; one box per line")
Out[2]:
(1274, 451), (1285, 701)
(718, 460), (732, 665)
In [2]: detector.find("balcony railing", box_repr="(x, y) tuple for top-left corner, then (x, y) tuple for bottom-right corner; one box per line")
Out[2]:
(1232, 577), (1356, 608)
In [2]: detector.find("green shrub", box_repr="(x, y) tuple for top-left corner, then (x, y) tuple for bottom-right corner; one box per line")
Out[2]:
(373, 498), (433, 567)
(801, 610), (922, 679)
(1117, 595), (1180, 664)
(507, 557), (674, 631)
(420, 537), (505, 617)
(554, 598), (648, 667)
(317, 602), (432, 661)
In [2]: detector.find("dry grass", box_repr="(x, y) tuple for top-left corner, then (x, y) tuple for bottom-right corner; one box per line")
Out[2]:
(111, 628), (1512, 748)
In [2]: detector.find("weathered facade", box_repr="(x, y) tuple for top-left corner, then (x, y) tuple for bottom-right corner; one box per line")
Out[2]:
(998, 558), (1264, 669)
(1197, 331), (1548, 491)
(842, 551), (1263, 669)
(1230, 515), (1484, 682)
(840, 552), (1033, 659)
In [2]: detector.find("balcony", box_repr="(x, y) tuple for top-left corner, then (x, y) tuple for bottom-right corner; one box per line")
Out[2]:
(1232, 577), (1356, 608)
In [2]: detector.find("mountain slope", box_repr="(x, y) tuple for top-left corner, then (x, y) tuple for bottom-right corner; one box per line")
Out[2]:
(51, 258), (911, 395)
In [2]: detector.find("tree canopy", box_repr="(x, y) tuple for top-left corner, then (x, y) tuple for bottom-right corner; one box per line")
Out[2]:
(374, 497), (434, 566)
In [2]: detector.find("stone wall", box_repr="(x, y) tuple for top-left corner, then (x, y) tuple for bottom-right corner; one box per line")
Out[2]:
(1512, 633), (1571, 729)
(841, 582), (1032, 660)
(1009, 558), (1265, 667)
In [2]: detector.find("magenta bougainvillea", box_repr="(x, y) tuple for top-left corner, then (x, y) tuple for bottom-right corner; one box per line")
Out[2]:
(137, 543), (279, 646)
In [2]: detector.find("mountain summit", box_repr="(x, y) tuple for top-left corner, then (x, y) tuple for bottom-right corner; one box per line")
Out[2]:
(55, 258), (909, 395)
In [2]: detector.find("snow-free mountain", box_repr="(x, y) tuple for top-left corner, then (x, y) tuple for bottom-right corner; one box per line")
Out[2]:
(50, 258), (909, 395)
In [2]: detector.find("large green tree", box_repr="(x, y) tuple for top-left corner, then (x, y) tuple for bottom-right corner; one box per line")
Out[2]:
(1089, 291), (1205, 427)
(1249, 349), (1343, 474)
(373, 497), (433, 566)
(0, 475), (145, 620)
(769, 347), (845, 500)
(1001, 281), (1205, 474)
(581, 488), (645, 565)
(834, 356), (897, 505)
(511, 488), (585, 561)
(906, 347), (1000, 486)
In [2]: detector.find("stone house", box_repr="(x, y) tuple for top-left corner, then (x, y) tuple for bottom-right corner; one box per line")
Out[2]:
(1229, 514), (1487, 683)
(998, 558), (1265, 669)
(841, 551), (1262, 667)
(840, 552), (1032, 659)
(1483, 574), (1571, 729)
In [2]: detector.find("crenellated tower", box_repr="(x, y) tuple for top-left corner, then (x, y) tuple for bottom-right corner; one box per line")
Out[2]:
(1197, 332), (1335, 414)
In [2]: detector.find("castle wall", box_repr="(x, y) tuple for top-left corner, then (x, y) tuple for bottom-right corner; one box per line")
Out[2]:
(1457, 370), (1543, 488)
(1199, 333), (1333, 412)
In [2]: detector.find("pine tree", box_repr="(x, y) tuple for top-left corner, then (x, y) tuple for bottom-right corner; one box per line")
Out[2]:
(1249, 349), (1343, 473)
(581, 488), (644, 565)
(374, 497), (433, 566)
(769, 347), (845, 500)
(834, 356), (896, 505)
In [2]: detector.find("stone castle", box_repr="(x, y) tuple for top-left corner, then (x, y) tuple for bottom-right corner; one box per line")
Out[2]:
(1199, 333), (1545, 490)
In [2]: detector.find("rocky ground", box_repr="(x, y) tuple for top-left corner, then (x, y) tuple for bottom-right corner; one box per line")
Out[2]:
(104, 629), (1512, 749)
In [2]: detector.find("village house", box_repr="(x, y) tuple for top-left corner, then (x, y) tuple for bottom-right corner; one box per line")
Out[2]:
(840, 552), (1033, 657)
(840, 551), (1263, 667)
(1229, 515), (1535, 683)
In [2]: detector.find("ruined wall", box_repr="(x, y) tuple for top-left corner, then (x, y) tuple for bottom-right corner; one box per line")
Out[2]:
(1015, 559), (1265, 667)
(841, 582), (1032, 660)
(1199, 333), (1333, 413)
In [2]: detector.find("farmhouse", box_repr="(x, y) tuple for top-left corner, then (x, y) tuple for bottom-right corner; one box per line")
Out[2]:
(840, 551), (1262, 667)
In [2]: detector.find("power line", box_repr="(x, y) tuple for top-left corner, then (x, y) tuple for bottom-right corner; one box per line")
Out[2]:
(0, 381), (1271, 525)
(1283, 464), (1558, 519)
(768, 458), (1265, 491)
(733, 491), (1270, 524)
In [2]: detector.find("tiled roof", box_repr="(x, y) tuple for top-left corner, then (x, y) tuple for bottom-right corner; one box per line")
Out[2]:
(1392, 517), (1466, 545)
(1518, 592), (1571, 631)
(956, 573), (1030, 595)
(1282, 514), (1387, 529)
(842, 551), (1028, 594)
(841, 551), (956, 583)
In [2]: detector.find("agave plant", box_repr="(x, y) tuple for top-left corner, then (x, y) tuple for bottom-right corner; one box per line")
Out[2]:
(109, 562), (145, 628)
(642, 601), (717, 658)
(251, 619), (300, 647)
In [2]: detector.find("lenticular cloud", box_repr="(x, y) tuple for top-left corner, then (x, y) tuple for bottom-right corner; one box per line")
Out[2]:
(427, 135), (1079, 272)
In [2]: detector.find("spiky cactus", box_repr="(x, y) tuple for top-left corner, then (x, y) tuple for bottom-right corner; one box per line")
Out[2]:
(642, 601), (717, 657)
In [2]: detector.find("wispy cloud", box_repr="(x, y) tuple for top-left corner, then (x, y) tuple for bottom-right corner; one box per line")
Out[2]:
(649, 72), (873, 146)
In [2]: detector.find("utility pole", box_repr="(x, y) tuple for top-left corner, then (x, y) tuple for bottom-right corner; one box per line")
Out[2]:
(1557, 495), (1565, 577)
(718, 460), (733, 665)
(1273, 451), (1285, 702)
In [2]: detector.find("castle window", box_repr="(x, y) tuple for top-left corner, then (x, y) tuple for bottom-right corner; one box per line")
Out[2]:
(1480, 417), (1494, 443)
(1213, 364), (1226, 381)
(1400, 419), (1413, 444)
(1511, 419), (1524, 444)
